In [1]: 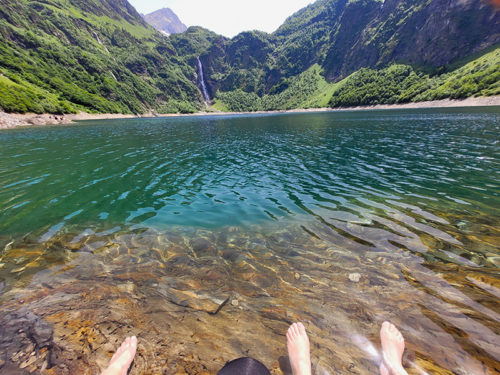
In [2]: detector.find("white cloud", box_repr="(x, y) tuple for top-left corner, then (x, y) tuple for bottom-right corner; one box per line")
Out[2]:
(129, 0), (315, 37)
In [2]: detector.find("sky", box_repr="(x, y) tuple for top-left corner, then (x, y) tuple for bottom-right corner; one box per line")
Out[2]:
(128, 0), (315, 38)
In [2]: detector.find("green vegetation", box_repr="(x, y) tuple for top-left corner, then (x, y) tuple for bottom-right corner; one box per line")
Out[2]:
(0, 0), (498, 115)
(0, 0), (202, 114)
(214, 48), (500, 111)
(190, 0), (499, 112)
(329, 48), (500, 107)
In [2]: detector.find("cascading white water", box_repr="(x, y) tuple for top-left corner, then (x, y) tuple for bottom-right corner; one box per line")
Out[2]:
(197, 57), (210, 105)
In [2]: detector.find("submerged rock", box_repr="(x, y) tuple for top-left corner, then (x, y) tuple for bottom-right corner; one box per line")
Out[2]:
(158, 286), (230, 315)
(0, 309), (54, 373)
(349, 273), (361, 282)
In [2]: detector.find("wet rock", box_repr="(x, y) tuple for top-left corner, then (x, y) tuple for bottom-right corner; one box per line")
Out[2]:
(0, 361), (30, 374)
(158, 286), (229, 315)
(81, 241), (107, 253)
(348, 273), (361, 282)
(19, 355), (36, 369)
(190, 237), (216, 257)
(168, 255), (198, 267)
(221, 249), (240, 262)
(487, 256), (500, 267)
(0, 309), (55, 373)
(260, 307), (290, 323)
(278, 355), (292, 375)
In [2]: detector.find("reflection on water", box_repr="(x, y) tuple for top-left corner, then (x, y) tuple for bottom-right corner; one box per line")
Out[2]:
(0, 108), (499, 374)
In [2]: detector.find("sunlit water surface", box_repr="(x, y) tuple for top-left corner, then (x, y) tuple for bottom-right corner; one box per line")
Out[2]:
(0, 108), (499, 374)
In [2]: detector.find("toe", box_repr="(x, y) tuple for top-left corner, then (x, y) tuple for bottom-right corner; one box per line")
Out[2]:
(297, 322), (306, 335)
(294, 323), (301, 336)
(381, 321), (390, 331)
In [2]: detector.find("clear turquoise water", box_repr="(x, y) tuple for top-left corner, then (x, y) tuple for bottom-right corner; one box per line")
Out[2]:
(1, 108), (498, 243)
(0, 108), (499, 374)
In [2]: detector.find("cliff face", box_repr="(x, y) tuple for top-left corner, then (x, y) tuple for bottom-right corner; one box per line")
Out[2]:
(323, 0), (500, 80)
(143, 8), (187, 36)
(174, 0), (500, 97)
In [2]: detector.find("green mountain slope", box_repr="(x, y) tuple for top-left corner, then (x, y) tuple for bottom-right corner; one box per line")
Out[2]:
(213, 47), (500, 111)
(184, 0), (499, 106)
(0, 0), (202, 114)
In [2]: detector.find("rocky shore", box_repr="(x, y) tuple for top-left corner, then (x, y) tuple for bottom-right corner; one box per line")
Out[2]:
(0, 217), (497, 375)
(1, 96), (499, 130)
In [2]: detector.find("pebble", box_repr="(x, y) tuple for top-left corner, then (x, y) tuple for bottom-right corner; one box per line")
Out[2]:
(19, 355), (37, 369)
(487, 256), (500, 267)
(349, 273), (361, 282)
(294, 272), (301, 280)
(231, 299), (239, 307)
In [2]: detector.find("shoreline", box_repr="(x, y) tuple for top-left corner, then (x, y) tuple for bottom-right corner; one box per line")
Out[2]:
(1, 96), (499, 130)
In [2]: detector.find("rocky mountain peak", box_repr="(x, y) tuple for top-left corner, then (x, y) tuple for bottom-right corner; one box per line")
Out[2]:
(143, 8), (187, 36)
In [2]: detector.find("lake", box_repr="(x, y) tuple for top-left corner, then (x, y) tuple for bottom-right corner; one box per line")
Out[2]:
(0, 108), (499, 374)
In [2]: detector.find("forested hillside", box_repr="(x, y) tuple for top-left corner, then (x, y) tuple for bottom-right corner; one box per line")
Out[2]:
(0, 0), (499, 115)
(190, 0), (500, 110)
(0, 0), (202, 114)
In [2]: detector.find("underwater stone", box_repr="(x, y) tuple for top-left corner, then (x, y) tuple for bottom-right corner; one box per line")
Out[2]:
(349, 273), (361, 282)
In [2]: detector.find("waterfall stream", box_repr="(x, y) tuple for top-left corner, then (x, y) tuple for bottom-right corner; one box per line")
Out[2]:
(197, 57), (210, 105)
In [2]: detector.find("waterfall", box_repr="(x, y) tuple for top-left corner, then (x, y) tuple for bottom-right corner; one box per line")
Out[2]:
(197, 57), (210, 105)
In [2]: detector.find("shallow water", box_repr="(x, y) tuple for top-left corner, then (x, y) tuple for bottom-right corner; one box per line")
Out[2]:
(0, 108), (499, 374)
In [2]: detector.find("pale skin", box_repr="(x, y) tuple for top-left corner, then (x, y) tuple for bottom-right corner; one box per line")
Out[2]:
(379, 321), (408, 375)
(286, 322), (312, 375)
(101, 336), (137, 375)
(101, 322), (407, 375)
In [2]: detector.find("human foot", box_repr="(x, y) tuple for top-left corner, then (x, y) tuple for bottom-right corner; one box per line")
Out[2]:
(286, 322), (312, 375)
(379, 362), (390, 375)
(101, 336), (137, 375)
(380, 322), (408, 375)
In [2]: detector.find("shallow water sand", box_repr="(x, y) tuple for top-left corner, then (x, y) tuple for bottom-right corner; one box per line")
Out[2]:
(0, 109), (499, 374)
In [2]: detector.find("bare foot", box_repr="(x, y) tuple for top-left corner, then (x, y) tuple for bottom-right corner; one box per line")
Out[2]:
(101, 336), (137, 375)
(380, 322), (408, 375)
(286, 322), (312, 375)
(380, 363), (390, 375)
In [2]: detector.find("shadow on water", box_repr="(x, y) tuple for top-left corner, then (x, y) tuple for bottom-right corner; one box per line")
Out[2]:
(0, 108), (499, 374)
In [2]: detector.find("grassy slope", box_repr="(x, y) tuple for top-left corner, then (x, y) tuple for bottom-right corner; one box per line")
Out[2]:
(209, 0), (499, 112)
(0, 0), (202, 114)
(0, 0), (498, 115)
(214, 47), (500, 111)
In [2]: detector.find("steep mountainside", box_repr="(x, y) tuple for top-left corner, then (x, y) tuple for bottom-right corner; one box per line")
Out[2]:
(0, 0), (202, 114)
(0, 0), (499, 115)
(143, 8), (187, 36)
(171, 0), (499, 101)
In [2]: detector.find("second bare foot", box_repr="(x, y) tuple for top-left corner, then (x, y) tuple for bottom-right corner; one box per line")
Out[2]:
(101, 336), (137, 375)
(380, 322), (408, 375)
(286, 322), (312, 375)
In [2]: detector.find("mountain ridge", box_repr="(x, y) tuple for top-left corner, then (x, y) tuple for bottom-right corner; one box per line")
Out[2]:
(143, 8), (187, 36)
(0, 0), (499, 115)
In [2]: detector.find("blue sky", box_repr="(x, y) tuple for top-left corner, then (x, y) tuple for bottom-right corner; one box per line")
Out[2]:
(128, 0), (315, 37)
